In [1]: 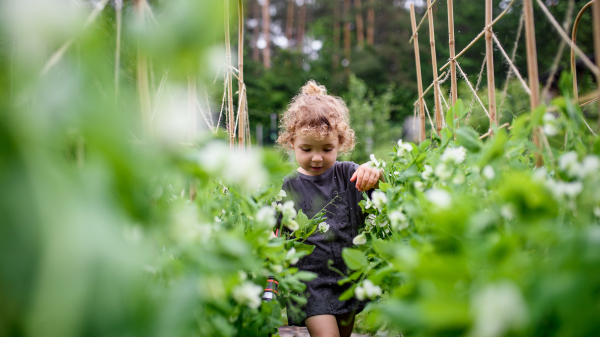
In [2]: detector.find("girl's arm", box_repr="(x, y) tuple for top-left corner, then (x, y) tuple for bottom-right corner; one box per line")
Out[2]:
(350, 163), (385, 192)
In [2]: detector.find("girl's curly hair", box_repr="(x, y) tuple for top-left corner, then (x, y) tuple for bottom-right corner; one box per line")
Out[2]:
(276, 80), (355, 154)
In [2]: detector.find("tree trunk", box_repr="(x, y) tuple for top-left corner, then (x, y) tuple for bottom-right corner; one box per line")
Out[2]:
(252, 0), (260, 62)
(343, 0), (351, 62)
(366, 0), (374, 45)
(354, 0), (364, 48)
(333, 1), (341, 69)
(286, 0), (294, 48)
(262, 0), (271, 68)
(297, 2), (306, 51)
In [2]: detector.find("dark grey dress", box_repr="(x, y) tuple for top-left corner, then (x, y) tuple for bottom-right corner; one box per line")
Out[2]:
(282, 161), (368, 326)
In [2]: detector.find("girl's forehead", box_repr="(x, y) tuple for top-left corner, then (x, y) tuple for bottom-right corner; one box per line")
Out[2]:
(294, 131), (338, 146)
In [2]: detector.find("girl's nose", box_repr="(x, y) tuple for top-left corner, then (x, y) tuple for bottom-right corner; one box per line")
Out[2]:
(312, 154), (323, 162)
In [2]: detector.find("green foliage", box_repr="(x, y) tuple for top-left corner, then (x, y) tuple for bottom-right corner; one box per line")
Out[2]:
(341, 98), (600, 336)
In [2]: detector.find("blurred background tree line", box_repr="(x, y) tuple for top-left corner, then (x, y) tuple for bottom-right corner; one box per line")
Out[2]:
(212, 0), (597, 161)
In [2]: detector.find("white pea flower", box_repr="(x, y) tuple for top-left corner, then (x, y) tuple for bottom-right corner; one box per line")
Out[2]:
(389, 210), (408, 230)
(282, 200), (297, 219)
(365, 214), (376, 230)
(579, 156), (600, 179)
(414, 181), (424, 191)
(285, 219), (300, 232)
(272, 202), (283, 212)
(532, 167), (548, 181)
(256, 206), (276, 228)
(318, 222), (330, 233)
(435, 163), (452, 180)
(441, 146), (467, 165)
(363, 279), (382, 298)
(594, 206), (600, 218)
(422, 165), (434, 180)
(355, 285), (367, 301)
(377, 220), (389, 228)
(271, 264), (283, 273)
(394, 171), (400, 176)
(365, 198), (374, 210)
(558, 152), (581, 178)
(369, 154), (386, 169)
(371, 191), (388, 211)
(287, 247), (299, 264)
(275, 189), (287, 201)
(232, 281), (263, 309)
(452, 173), (466, 185)
(546, 180), (583, 199)
(426, 188), (452, 209)
(396, 139), (414, 158)
(470, 281), (528, 337)
(500, 204), (515, 220)
(352, 233), (367, 245)
(482, 165), (495, 180)
(543, 113), (559, 137)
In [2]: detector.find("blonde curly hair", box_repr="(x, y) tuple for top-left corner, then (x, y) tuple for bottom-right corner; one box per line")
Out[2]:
(277, 80), (356, 154)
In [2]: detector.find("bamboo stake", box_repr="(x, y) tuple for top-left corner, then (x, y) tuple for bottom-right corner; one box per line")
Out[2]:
(410, 5), (426, 142)
(355, 0), (365, 48)
(485, 0), (497, 128)
(115, 0), (123, 97)
(439, 0), (517, 72)
(188, 75), (197, 140)
(286, 0), (295, 47)
(593, 0), (600, 128)
(409, 0), (439, 44)
(225, 0), (235, 146)
(262, 0), (271, 69)
(135, 0), (153, 140)
(524, 0), (543, 166)
(297, 2), (307, 51)
(238, 0), (246, 147)
(447, 0), (457, 107)
(427, 0), (442, 135)
(367, 0), (375, 46)
(571, 1), (594, 102)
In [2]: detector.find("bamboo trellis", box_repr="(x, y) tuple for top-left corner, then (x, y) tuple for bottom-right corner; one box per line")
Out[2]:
(409, 0), (600, 166)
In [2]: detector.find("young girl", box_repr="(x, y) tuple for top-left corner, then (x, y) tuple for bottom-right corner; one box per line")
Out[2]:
(277, 80), (383, 337)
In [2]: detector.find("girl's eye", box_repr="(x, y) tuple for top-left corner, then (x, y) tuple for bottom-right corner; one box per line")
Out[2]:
(324, 149), (333, 152)
(301, 148), (311, 152)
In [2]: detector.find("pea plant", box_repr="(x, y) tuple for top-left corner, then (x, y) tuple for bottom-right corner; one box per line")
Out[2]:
(341, 95), (600, 336)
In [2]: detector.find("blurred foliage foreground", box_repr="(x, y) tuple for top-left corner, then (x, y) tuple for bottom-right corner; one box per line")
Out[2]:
(2, 1), (600, 337)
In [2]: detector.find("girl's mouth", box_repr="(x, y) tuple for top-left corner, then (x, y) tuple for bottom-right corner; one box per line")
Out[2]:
(311, 166), (323, 171)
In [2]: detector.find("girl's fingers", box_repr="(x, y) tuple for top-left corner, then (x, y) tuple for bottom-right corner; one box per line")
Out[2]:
(350, 170), (357, 182)
(367, 173), (378, 189)
(355, 169), (365, 191)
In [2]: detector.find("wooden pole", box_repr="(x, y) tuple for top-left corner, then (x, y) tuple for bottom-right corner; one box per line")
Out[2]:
(343, 0), (351, 62)
(286, 0), (295, 48)
(238, 0), (245, 147)
(524, 0), (543, 166)
(447, 0), (457, 107)
(427, 0), (442, 136)
(225, 0), (235, 146)
(355, 0), (365, 48)
(410, 5), (426, 143)
(297, 2), (307, 51)
(366, 0), (374, 46)
(333, 1), (341, 69)
(485, 0), (497, 128)
(593, 0), (600, 128)
(262, 0), (271, 69)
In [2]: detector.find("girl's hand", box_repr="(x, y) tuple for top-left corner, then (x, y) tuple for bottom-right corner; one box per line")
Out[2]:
(350, 164), (384, 192)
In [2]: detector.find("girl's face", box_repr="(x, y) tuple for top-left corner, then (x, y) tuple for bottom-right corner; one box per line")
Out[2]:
(293, 131), (339, 176)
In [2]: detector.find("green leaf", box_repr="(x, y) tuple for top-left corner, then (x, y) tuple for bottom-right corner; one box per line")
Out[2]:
(419, 139), (431, 152)
(295, 209), (309, 229)
(379, 182), (391, 192)
(441, 128), (453, 147)
(342, 248), (368, 270)
(294, 271), (317, 282)
(395, 165), (419, 182)
(293, 242), (316, 256)
(455, 127), (482, 152)
(446, 107), (455, 131)
(339, 285), (357, 301)
(454, 99), (466, 117)
(478, 128), (508, 167)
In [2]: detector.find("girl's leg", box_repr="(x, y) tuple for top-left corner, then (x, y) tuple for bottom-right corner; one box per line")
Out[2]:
(305, 314), (340, 337)
(335, 311), (356, 337)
